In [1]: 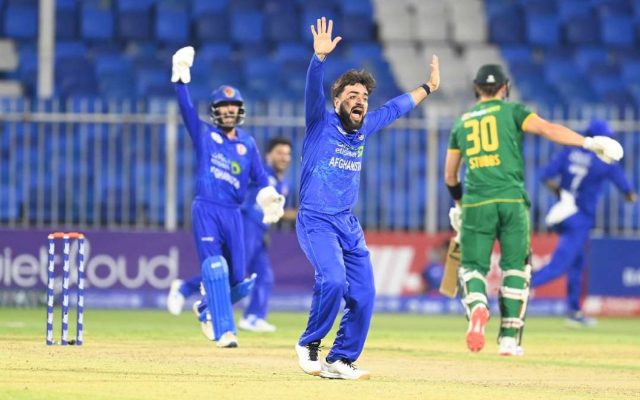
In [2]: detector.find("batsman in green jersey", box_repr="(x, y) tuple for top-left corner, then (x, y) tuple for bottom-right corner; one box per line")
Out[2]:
(444, 64), (625, 356)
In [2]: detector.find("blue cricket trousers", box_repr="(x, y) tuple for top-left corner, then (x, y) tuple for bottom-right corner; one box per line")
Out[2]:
(243, 216), (273, 319)
(532, 211), (593, 312)
(296, 209), (376, 363)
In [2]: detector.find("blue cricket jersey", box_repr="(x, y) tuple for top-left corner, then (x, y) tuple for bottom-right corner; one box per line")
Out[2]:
(299, 55), (415, 214)
(242, 163), (290, 228)
(175, 83), (269, 207)
(541, 147), (633, 217)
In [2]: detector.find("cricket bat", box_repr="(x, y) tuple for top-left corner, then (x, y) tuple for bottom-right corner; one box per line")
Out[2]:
(439, 235), (461, 298)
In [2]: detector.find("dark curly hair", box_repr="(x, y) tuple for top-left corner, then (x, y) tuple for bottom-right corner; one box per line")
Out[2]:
(331, 69), (376, 99)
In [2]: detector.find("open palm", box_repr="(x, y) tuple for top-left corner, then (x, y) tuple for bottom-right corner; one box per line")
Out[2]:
(311, 17), (342, 58)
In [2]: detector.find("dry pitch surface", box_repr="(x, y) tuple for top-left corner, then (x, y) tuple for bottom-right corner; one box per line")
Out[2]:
(1, 309), (639, 400)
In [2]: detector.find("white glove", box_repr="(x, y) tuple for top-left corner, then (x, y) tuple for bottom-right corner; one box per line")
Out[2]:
(256, 186), (285, 224)
(448, 206), (462, 233)
(583, 136), (623, 164)
(545, 189), (578, 226)
(171, 46), (195, 83)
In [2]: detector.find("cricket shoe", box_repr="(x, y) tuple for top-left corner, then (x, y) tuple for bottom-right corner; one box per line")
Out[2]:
(166, 279), (185, 316)
(320, 358), (370, 380)
(498, 336), (524, 356)
(466, 304), (490, 353)
(216, 331), (238, 348)
(238, 315), (276, 333)
(192, 300), (214, 341)
(565, 311), (597, 328)
(295, 340), (321, 376)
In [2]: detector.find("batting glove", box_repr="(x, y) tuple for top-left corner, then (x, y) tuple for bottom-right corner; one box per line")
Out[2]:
(583, 135), (624, 164)
(256, 186), (286, 224)
(448, 205), (462, 233)
(171, 46), (195, 83)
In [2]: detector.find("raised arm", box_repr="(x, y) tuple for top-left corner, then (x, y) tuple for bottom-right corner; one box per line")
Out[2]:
(408, 54), (440, 106)
(305, 17), (342, 126)
(171, 46), (200, 141)
(524, 115), (624, 164)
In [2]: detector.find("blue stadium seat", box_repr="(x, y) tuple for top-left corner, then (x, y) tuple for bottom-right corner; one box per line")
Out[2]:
(194, 13), (231, 42)
(244, 57), (280, 94)
(519, 0), (557, 14)
(574, 47), (609, 73)
(55, 41), (87, 61)
(4, 4), (38, 39)
(526, 13), (560, 47)
(501, 45), (534, 64)
(338, 0), (374, 17)
(273, 42), (308, 62)
(591, 0), (633, 15)
(339, 15), (374, 41)
(192, 0), (228, 14)
(230, 11), (264, 44)
(228, 0), (263, 11)
(56, 58), (98, 97)
(265, 9), (301, 42)
(80, 3), (114, 41)
(155, 2), (190, 45)
(558, 0), (592, 20)
(56, 4), (78, 39)
(489, 7), (525, 44)
(117, 1), (153, 41)
(600, 15), (635, 47)
(198, 43), (234, 63)
(621, 61), (640, 83)
(564, 12), (600, 45)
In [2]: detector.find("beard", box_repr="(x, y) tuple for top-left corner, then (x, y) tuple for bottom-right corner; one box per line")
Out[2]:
(337, 102), (364, 132)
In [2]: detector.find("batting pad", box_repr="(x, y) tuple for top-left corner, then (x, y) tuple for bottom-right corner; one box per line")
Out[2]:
(230, 273), (257, 304)
(201, 256), (235, 340)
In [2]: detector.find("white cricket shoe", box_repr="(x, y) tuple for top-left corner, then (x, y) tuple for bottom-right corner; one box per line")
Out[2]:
(192, 300), (214, 341)
(238, 315), (277, 333)
(295, 340), (321, 376)
(320, 359), (370, 380)
(216, 331), (238, 348)
(498, 336), (524, 356)
(466, 304), (490, 353)
(166, 279), (185, 316)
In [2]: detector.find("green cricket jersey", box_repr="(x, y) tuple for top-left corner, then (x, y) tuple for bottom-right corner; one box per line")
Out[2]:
(448, 99), (535, 204)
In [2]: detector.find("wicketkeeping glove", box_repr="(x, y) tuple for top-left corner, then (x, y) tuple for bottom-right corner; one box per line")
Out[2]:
(582, 135), (624, 164)
(256, 186), (286, 224)
(171, 46), (195, 83)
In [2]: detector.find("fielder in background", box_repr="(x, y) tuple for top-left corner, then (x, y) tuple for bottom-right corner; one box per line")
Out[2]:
(238, 137), (297, 333)
(532, 119), (637, 327)
(294, 17), (439, 380)
(445, 65), (624, 356)
(170, 46), (285, 348)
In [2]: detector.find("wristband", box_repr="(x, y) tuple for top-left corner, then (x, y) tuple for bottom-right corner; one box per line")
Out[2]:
(421, 83), (431, 95)
(446, 183), (463, 201)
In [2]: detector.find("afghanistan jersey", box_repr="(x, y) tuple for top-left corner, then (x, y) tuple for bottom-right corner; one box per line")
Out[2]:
(175, 83), (269, 207)
(541, 146), (632, 217)
(448, 99), (534, 202)
(299, 54), (415, 214)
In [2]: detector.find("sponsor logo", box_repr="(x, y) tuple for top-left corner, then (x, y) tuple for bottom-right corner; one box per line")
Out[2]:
(201, 237), (214, 242)
(231, 161), (241, 175)
(622, 267), (640, 287)
(211, 132), (223, 144)
(236, 143), (247, 155)
(0, 240), (179, 289)
(357, 134), (364, 141)
(211, 165), (240, 189)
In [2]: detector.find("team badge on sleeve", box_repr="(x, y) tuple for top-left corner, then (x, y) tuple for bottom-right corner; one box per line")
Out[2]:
(236, 143), (247, 155)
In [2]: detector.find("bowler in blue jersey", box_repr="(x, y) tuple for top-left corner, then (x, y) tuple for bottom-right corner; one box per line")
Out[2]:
(532, 119), (636, 326)
(294, 17), (440, 380)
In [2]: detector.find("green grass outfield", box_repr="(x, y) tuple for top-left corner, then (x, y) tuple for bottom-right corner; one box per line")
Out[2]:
(1, 309), (639, 400)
